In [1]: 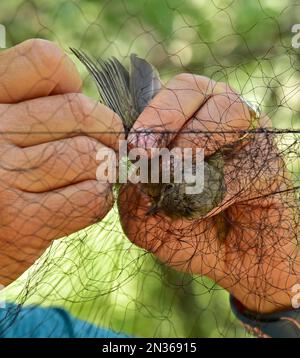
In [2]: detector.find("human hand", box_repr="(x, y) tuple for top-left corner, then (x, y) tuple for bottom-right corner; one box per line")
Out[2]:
(118, 73), (300, 314)
(0, 39), (124, 286)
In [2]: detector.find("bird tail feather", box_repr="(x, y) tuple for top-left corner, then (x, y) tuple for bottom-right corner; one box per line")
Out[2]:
(70, 48), (161, 134)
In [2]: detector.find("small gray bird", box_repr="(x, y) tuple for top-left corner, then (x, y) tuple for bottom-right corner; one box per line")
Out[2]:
(71, 48), (228, 223)
(144, 151), (226, 219)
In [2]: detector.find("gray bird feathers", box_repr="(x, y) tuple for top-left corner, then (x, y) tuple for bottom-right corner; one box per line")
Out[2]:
(70, 49), (160, 135)
(145, 151), (226, 219)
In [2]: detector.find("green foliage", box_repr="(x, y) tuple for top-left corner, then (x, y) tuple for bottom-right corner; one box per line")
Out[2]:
(1, 0), (298, 337)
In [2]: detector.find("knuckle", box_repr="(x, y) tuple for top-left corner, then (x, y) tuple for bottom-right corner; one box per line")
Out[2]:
(22, 38), (55, 51)
(215, 81), (231, 93)
(211, 82), (237, 97)
(33, 38), (63, 61)
(173, 72), (196, 83)
(173, 73), (210, 86)
(22, 39), (65, 78)
(170, 73), (214, 95)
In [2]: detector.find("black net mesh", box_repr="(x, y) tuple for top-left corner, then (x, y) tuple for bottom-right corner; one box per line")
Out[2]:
(0, 0), (300, 338)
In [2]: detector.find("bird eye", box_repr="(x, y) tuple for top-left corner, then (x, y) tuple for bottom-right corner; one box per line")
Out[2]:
(166, 183), (174, 190)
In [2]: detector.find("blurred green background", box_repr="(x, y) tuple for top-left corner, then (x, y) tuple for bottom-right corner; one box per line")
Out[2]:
(1, 0), (300, 337)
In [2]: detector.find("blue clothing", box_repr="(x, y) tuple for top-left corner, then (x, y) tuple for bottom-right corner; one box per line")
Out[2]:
(0, 303), (126, 338)
(1, 299), (300, 338)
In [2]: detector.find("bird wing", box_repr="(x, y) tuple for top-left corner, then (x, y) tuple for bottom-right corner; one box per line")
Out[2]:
(130, 54), (161, 115)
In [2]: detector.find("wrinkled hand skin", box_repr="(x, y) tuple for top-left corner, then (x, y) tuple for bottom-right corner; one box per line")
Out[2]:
(0, 39), (124, 285)
(119, 73), (300, 314)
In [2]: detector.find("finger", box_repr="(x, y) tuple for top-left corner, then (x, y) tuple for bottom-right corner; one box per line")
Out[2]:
(0, 180), (113, 282)
(127, 74), (218, 152)
(0, 93), (124, 150)
(171, 86), (255, 156)
(0, 39), (82, 103)
(118, 183), (225, 278)
(24, 180), (113, 237)
(0, 137), (110, 192)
